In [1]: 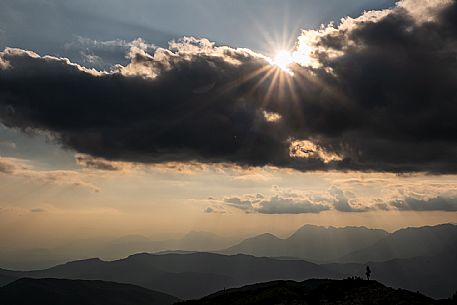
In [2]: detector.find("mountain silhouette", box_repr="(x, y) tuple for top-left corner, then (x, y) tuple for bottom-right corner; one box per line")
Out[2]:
(0, 253), (335, 299)
(338, 224), (457, 263)
(3, 224), (454, 271)
(0, 278), (179, 305)
(221, 225), (389, 261)
(221, 224), (457, 264)
(178, 278), (453, 305)
(1, 249), (456, 299)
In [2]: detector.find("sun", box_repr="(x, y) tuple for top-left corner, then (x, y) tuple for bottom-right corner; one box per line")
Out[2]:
(273, 50), (294, 72)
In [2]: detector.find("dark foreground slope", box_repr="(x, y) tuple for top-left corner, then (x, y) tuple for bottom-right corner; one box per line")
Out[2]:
(0, 278), (179, 305)
(179, 278), (453, 305)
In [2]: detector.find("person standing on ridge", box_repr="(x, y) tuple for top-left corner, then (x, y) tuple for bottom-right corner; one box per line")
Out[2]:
(366, 266), (371, 280)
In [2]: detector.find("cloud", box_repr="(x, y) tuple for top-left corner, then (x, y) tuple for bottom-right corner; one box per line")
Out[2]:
(75, 153), (122, 171)
(1, 0), (457, 173)
(330, 175), (457, 211)
(224, 197), (254, 212)
(256, 195), (329, 214)
(0, 157), (99, 191)
(392, 196), (457, 211)
(329, 186), (372, 213)
(289, 0), (457, 173)
(222, 188), (331, 214)
(64, 37), (156, 69)
(204, 206), (225, 214)
(218, 176), (457, 214)
(204, 207), (214, 213)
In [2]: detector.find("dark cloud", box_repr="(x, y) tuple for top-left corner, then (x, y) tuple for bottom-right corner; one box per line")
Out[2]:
(0, 41), (297, 169)
(296, 0), (457, 173)
(1, 1), (457, 173)
(392, 197), (457, 212)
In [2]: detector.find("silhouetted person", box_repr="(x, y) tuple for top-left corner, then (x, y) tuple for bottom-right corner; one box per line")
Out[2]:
(366, 266), (371, 280)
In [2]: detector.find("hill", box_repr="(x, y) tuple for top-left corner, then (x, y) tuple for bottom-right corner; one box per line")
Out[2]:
(0, 253), (336, 299)
(178, 278), (453, 305)
(0, 278), (179, 305)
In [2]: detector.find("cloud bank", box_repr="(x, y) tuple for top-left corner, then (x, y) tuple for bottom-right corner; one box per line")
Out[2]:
(215, 180), (457, 215)
(0, 0), (457, 173)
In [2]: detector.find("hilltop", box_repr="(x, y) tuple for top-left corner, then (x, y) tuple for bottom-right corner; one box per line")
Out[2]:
(179, 278), (454, 305)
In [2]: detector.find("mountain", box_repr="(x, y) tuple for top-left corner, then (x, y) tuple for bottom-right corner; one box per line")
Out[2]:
(221, 225), (389, 262)
(338, 224), (457, 263)
(178, 278), (453, 305)
(0, 250), (455, 299)
(0, 253), (336, 299)
(221, 224), (457, 264)
(0, 278), (179, 305)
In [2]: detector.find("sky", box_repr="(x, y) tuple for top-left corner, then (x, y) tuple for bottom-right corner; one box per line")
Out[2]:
(1, 0), (457, 260)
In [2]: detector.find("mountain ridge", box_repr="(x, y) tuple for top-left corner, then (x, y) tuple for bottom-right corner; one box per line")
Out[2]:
(221, 224), (389, 262)
(221, 223), (457, 263)
(1, 250), (456, 299)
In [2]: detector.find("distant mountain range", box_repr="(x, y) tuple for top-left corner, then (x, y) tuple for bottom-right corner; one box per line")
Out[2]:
(220, 223), (457, 263)
(0, 278), (179, 305)
(220, 225), (389, 262)
(3, 224), (456, 271)
(0, 224), (456, 299)
(337, 224), (457, 263)
(0, 231), (239, 270)
(103, 231), (238, 260)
